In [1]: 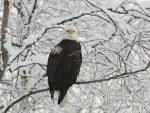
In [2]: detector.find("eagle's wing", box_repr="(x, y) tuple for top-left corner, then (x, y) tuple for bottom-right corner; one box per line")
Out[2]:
(46, 46), (64, 99)
(46, 46), (63, 78)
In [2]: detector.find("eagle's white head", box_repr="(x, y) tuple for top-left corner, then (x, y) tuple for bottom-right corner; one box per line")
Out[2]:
(59, 25), (85, 42)
(63, 26), (78, 41)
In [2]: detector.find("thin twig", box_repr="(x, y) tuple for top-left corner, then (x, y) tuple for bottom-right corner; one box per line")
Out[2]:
(3, 61), (150, 113)
(83, 0), (118, 32)
(3, 88), (49, 113)
(76, 61), (150, 84)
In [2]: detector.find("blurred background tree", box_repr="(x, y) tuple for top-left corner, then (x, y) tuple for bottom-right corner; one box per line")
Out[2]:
(0, 0), (150, 113)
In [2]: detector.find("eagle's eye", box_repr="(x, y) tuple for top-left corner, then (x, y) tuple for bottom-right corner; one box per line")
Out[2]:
(66, 29), (75, 35)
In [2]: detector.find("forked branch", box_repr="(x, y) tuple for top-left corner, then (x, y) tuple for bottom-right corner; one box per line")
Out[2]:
(3, 61), (150, 113)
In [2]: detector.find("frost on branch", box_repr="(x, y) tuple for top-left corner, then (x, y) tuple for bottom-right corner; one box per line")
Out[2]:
(0, 0), (150, 113)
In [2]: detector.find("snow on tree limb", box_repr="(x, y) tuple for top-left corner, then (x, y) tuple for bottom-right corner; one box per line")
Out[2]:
(76, 61), (150, 84)
(3, 88), (49, 113)
(10, 54), (48, 71)
(3, 61), (150, 113)
(1, 0), (150, 113)
(8, 11), (110, 64)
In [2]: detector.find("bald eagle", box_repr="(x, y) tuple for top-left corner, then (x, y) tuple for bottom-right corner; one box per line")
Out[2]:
(46, 27), (82, 106)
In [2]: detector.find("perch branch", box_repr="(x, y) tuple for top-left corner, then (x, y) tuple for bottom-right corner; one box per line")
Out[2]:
(76, 61), (150, 84)
(3, 61), (150, 113)
(3, 88), (49, 113)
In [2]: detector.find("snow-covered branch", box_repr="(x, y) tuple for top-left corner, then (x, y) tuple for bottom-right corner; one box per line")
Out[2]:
(9, 10), (110, 64)
(3, 88), (49, 113)
(77, 61), (150, 84)
(3, 61), (150, 113)
(1, 0), (150, 113)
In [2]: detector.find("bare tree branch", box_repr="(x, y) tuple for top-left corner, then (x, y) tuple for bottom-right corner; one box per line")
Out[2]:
(108, 7), (150, 23)
(0, 105), (4, 109)
(3, 61), (150, 113)
(76, 61), (150, 84)
(3, 88), (49, 113)
(57, 11), (110, 25)
(9, 11), (110, 64)
(28, 0), (37, 24)
(83, 0), (118, 32)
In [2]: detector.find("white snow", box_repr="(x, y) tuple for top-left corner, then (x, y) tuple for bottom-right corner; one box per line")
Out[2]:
(1, 0), (150, 113)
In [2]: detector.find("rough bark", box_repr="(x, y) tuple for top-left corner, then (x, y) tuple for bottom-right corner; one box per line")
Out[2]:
(0, 0), (9, 81)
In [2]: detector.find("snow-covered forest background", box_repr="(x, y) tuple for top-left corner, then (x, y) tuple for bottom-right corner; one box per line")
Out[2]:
(0, 0), (150, 113)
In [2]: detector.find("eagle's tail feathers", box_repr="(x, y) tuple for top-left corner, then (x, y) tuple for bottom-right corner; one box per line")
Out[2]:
(58, 90), (68, 107)
(49, 83), (54, 100)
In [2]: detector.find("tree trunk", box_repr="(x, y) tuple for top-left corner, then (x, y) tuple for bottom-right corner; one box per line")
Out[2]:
(0, 0), (9, 81)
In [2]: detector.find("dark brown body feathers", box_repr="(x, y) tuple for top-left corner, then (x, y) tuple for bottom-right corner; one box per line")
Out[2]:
(47, 39), (82, 104)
